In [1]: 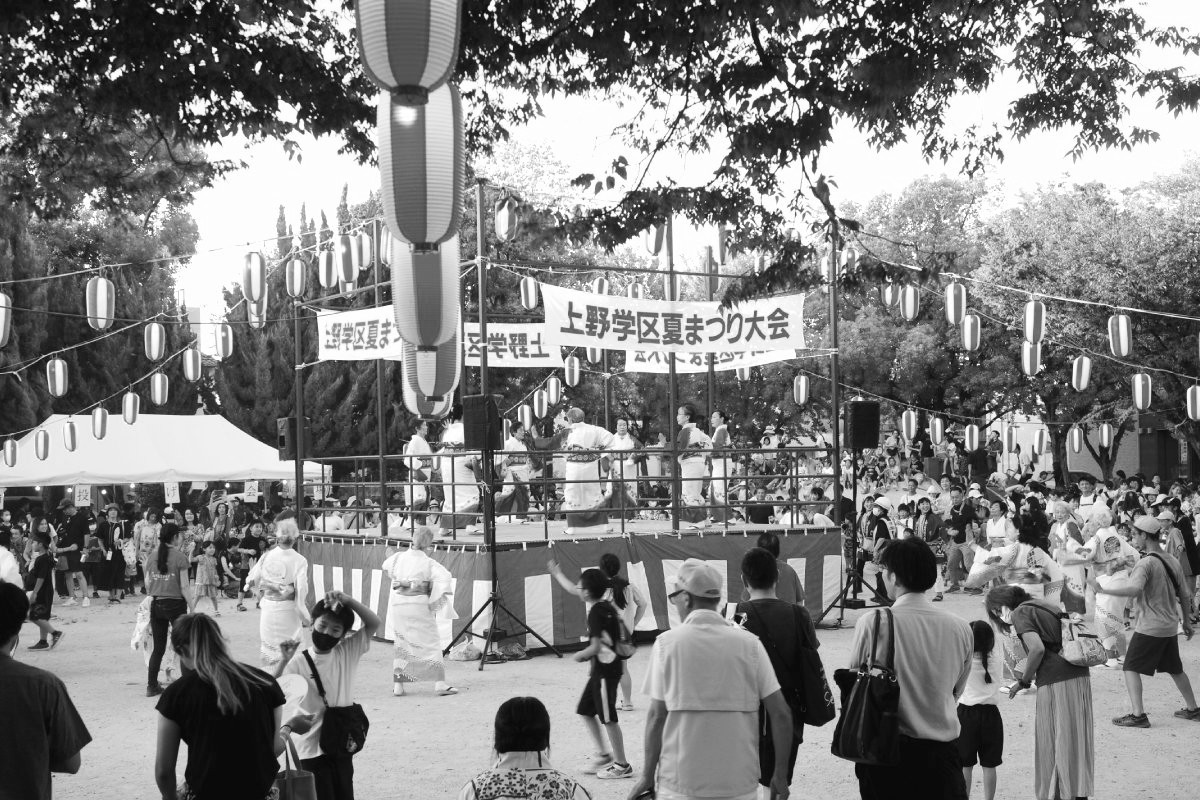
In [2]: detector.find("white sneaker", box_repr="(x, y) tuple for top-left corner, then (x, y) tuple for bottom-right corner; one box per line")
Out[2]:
(581, 753), (613, 774)
(82, 597), (91, 608)
(393, 683), (405, 696)
(62, 598), (77, 607)
(596, 762), (633, 780)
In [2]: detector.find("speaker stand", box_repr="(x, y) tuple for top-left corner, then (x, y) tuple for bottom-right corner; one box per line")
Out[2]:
(817, 474), (891, 628)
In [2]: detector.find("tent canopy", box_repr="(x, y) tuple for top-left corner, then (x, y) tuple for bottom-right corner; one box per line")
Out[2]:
(1, 414), (322, 488)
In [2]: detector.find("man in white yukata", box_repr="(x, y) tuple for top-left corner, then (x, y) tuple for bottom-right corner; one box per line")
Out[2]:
(562, 407), (614, 535)
(403, 420), (435, 525)
(606, 419), (641, 520)
(438, 405), (482, 535)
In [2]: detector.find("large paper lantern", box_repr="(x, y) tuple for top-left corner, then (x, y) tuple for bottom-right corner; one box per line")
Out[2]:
(819, 251), (834, 285)
(47, 357), (68, 398)
(391, 236), (460, 347)
(150, 372), (169, 406)
(899, 284), (920, 321)
(1005, 426), (1017, 453)
(86, 275), (116, 331)
(400, 360), (453, 419)
(1132, 372), (1152, 411)
(591, 277), (610, 296)
(123, 391), (140, 425)
(1099, 422), (1113, 449)
(519, 276), (540, 310)
(960, 313), (981, 351)
(930, 416), (945, 446)
(793, 375), (810, 406)
(880, 281), (901, 308)
(337, 234), (360, 279)
(1021, 341), (1042, 376)
(587, 347), (602, 364)
(216, 323), (234, 359)
(182, 347), (202, 382)
(840, 247), (858, 270)
(1068, 426), (1084, 454)
(286, 258), (308, 299)
(735, 366), (751, 382)
(645, 224), (665, 256)
(144, 322), (165, 362)
(91, 407), (108, 440)
(495, 197), (519, 242)
(401, 337), (460, 401)
(945, 282), (967, 325)
(242, 252), (266, 304)
(379, 84), (464, 246)
(248, 297), (267, 330)
(533, 389), (550, 418)
(964, 424), (981, 452)
(518, 405), (535, 431)
(2, 438), (15, 468)
(901, 409), (918, 441)
(63, 418), (77, 452)
(564, 355), (581, 387)
(34, 428), (49, 461)
(1023, 299), (1046, 344)
(1108, 313), (1132, 358)
(358, 232), (374, 270)
(1034, 429), (1049, 455)
(0, 291), (11, 347)
(546, 375), (563, 406)
(628, 282), (645, 299)
(1071, 355), (1092, 392)
(318, 251), (339, 289)
(355, 0), (461, 102)
(1189, 386), (1200, 422)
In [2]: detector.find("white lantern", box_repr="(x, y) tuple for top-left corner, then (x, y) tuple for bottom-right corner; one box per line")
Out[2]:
(1108, 313), (1132, 358)
(86, 275), (116, 331)
(587, 347), (602, 364)
(752, 253), (767, 275)
(336, 234), (360, 280)
(840, 247), (858, 270)
(150, 372), (169, 406)
(242, 252), (267, 304)
(495, 197), (519, 242)
(930, 416), (945, 446)
(400, 360), (453, 419)
(1021, 341), (1042, 376)
(1034, 429), (1049, 455)
(1132, 372), (1152, 411)
(91, 407), (108, 440)
(533, 389), (550, 418)
(502, 418), (512, 442)
(546, 374), (563, 406)
(591, 277), (610, 295)
(182, 347), (202, 383)
(1099, 422), (1114, 449)
(819, 251), (834, 285)
(1068, 426), (1084, 454)
(519, 276), (540, 310)
(880, 281), (901, 308)
(899, 284), (920, 321)
(736, 366), (751, 382)
(144, 322), (165, 362)
(1023, 299), (1046, 344)
(46, 357), (68, 398)
(63, 418), (77, 452)
(357, 232), (374, 270)
(1071, 355), (1092, 392)
(2, 438), (15, 468)
(318, 251), (339, 289)
(901, 409), (918, 441)
(518, 405), (535, 431)
(216, 323), (234, 359)
(0, 291), (11, 347)
(379, 83), (464, 246)
(355, 0), (461, 102)
(964, 424), (980, 452)
(401, 337), (460, 401)
(645, 224), (665, 256)
(945, 282), (967, 325)
(564, 355), (581, 387)
(391, 236), (460, 347)
(1189, 386), (1200, 422)
(793, 375), (810, 406)
(286, 258), (308, 299)
(34, 428), (49, 461)
(123, 391), (140, 425)
(627, 282), (645, 299)
(1005, 426), (1018, 453)
(248, 297), (267, 331)
(960, 313), (981, 352)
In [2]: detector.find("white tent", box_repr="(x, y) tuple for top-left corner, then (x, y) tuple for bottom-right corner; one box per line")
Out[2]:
(0, 414), (323, 487)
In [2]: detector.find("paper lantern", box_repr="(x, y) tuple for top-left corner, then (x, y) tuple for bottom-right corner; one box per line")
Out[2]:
(1068, 426), (1084, 454)
(1132, 372), (1152, 411)
(355, 0), (461, 102)
(495, 197), (519, 242)
(401, 337), (460, 401)
(518, 405), (535, 431)
(945, 283), (967, 325)
(123, 391), (140, 425)
(0, 291), (11, 347)
(182, 347), (202, 382)
(91, 407), (108, 440)
(34, 428), (49, 461)
(1107, 313), (1132, 358)
(960, 313), (981, 352)
(735, 366), (751, 382)
(1005, 426), (1018, 453)
(840, 247), (858, 270)
(793, 375), (810, 406)
(391, 236), (460, 347)
(358, 232), (374, 270)
(592, 277), (610, 296)
(564, 355), (581, 387)
(286, 258), (308, 299)
(1189, 386), (1200, 422)
(627, 282), (646, 299)
(144, 322), (165, 362)
(1099, 422), (1113, 449)
(337, 234), (360, 280)
(901, 409), (918, 441)
(1021, 341), (1042, 376)
(242, 252), (266, 304)
(1071, 355), (1092, 392)
(899, 284), (920, 321)
(519, 277), (540, 310)
(502, 418), (512, 442)
(86, 275), (116, 331)
(1034, 429), (1049, 455)
(930, 416), (945, 446)
(379, 83), (464, 246)
(47, 357), (68, 398)
(586, 347), (602, 364)
(216, 323), (234, 359)
(752, 253), (767, 275)
(533, 389), (550, 418)
(318, 251), (338, 289)
(63, 418), (77, 452)
(1023, 299), (1046, 344)
(879, 281), (901, 308)
(645, 224), (665, 256)
(2, 438), (15, 468)
(964, 424), (980, 452)
(150, 372), (169, 406)
(248, 297), (267, 331)
(400, 360), (453, 419)
(545, 375), (563, 407)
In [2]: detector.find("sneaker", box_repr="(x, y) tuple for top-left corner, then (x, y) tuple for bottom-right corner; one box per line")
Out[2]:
(618, 701), (635, 711)
(62, 598), (77, 607)
(581, 753), (613, 774)
(237, 604), (247, 612)
(1173, 707), (1200, 721)
(1104, 658), (1122, 669)
(1112, 713), (1150, 728)
(28, 640), (50, 651)
(82, 597), (90, 608)
(596, 762), (634, 780)
(49, 631), (64, 649)
(92, 591), (100, 599)
(933, 593), (944, 602)
(944, 586), (961, 594)
(146, 684), (164, 697)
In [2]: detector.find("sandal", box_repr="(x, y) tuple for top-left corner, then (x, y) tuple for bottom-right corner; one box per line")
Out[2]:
(437, 686), (460, 696)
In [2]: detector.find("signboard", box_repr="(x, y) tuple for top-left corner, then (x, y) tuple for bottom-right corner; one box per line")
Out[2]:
(463, 323), (563, 368)
(541, 284), (806, 354)
(625, 349), (802, 374)
(74, 485), (92, 507)
(164, 482), (181, 504)
(244, 481), (261, 502)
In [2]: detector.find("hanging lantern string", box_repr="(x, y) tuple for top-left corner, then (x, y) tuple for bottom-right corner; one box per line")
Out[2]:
(501, 373), (557, 416)
(0, 344), (191, 440)
(0, 313), (169, 378)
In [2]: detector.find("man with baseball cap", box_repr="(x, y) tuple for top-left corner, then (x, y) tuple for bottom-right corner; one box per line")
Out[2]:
(627, 559), (793, 800)
(1094, 515), (1199, 727)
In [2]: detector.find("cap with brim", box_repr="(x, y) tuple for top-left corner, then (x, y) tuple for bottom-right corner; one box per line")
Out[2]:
(672, 559), (723, 599)
(1151, 494), (1168, 507)
(57, 498), (75, 509)
(1132, 516), (1164, 534)
(1156, 510), (1174, 521)
(872, 497), (892, 513)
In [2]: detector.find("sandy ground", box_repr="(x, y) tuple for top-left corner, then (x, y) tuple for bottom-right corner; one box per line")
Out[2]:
(21, 591), (1199, 800)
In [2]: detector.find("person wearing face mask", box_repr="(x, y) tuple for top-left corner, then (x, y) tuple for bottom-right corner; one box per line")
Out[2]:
(275, 589), (381, 800)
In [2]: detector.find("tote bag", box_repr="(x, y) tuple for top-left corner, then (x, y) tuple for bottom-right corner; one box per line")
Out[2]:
(274, 735), (317, 800)
(830, 608), (901, 766)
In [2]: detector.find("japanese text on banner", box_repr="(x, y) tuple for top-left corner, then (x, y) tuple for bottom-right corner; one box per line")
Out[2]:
(317, 306), (404, 361)
(463, 323), (564, 368)
(624, 350), (802, 374)
(540, 284), (806, 353)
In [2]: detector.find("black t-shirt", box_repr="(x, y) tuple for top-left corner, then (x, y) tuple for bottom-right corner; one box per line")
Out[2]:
(947, 502), (974, 544)
(30, 553), (55, 606)
(741, 597), (815, 739)
(586, 601), (623, 678)
(746, 501), (774, 524)
(156, 667), (285, 800)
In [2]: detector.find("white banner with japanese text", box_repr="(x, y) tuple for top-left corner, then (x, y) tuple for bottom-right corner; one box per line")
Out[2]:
(463, 323), (563, 368)
(624, 349), (801, 374)
(540, 284), (806, 353)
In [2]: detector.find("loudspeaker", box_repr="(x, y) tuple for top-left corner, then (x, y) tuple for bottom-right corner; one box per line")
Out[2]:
(463, 394), (503, 450)
(276, 416), (312, 460)
(846, 401), (881, 451)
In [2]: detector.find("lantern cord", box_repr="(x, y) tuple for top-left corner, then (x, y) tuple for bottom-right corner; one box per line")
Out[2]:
(0, 345), (191, 440)
(0, 314), (169, 378)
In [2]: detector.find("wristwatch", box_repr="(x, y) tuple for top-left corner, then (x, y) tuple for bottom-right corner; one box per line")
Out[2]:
(280, 724), (293, 736)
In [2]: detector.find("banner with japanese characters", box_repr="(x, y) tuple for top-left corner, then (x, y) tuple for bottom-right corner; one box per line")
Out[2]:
(463, 323), (564, 368)
(540, 284), (806, 353)
(624, 349), (801, 374)
(318, 305), (405, 361)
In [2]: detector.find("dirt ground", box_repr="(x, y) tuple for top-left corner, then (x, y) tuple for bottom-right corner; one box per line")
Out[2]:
(23, 591), (1199, 800)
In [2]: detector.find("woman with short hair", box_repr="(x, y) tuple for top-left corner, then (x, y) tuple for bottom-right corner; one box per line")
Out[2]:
(382, 526), (457, 697)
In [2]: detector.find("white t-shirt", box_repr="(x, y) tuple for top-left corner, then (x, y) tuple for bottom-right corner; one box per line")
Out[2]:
(958, 651), (1000, 707)
(281, 629), (371, 759)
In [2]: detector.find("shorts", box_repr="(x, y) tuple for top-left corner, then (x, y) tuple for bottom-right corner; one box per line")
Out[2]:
(28, 602), (52, 622)
(1124, 632), (1183, 676)
(956, 704), (1004, 768)
(576, 670), (620, 724)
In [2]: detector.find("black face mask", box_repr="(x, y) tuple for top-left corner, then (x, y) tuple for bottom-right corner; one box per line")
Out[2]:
(311, 631), (342, 652)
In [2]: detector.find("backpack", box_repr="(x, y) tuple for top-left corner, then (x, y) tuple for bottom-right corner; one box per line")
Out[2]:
(611, 604), (636, 659)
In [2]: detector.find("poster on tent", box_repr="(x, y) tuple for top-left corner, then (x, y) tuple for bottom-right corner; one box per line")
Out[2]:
(625, 349), (803, 374)
(540, 284), (806, 354)
(245, 481), (260, 502)
(463, 323), (564, 368)
(164, 482), (180, 504)
(74, 485), (92, 507)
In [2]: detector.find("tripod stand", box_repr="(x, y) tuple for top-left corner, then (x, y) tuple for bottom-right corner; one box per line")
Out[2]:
(817, 477), (891, 628)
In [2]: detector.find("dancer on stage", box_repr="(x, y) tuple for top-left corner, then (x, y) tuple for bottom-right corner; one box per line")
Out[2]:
(438, 404), (483, 535)
(708, 409), (731, 523)
(403, 419), (435, 525)
(605, 419), (641, 520)
(500, 420), (533, 523)
(561, 407), (614, 535)
(676, 404), (712, 527)
(382, 527), (458, 697)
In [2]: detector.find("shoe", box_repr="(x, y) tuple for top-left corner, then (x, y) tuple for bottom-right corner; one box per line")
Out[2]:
(964, 588), (983, 596)
(1104, 658), (1122, 668)
(393, 684), (406, 697)
(62, 598), (77, 607)
(214, 611), (221, 617)
(237, 604), (247, 612)
(82, 597), (90, 608)
(108, 598), (120, 605)
(596, 762), (634, 780)
(49, 631), (64, 649)
(91, 591), (100, 599)
(146, 684), (164, 697)
(437, 686), (459, 696)
(618, 701), (635, 711)
(1112, 713), (1150, 728)
(28, 640), (50, 651)
(581, 753), (613, 774)
(1173, 707), (1200, 721)
(933, 593), (944, 602)
(944, 586), (961, 594)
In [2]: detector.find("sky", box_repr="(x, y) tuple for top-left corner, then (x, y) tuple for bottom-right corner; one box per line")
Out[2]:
(181, 1), (1200, 311)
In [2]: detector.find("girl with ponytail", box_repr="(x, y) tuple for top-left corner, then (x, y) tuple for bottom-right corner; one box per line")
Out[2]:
(955, 620), (1004, 800)
(145, 523), (192, 697)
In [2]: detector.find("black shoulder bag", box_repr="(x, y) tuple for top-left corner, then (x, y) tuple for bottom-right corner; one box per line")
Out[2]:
(745, 602), (836, 727)
(830, 608), (901, 766)
(302, 651), (370, 756)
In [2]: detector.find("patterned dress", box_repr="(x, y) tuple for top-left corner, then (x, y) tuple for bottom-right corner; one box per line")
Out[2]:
(383, 547), (456, 685)
(459, 753), (592, 800)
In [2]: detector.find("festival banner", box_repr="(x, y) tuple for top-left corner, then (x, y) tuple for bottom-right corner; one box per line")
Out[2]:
(317, 305), (404, 362)
(625, 349), (802, 374)
(541, 284), (806, 354)
(463, 323), (563, 368)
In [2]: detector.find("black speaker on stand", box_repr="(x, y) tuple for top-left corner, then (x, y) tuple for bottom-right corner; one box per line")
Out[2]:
(845, 400), (881, 452)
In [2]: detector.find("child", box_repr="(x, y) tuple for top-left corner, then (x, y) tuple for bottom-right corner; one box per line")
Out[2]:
(193, 541), (223, 616)
(956, 620), (1003, 800)
(80, 518), (104, 599)
(219, 544), (240, 602)
(598, 554), (647, 711)
(25, 533), (64, 650)
(571, 568), (632, 780)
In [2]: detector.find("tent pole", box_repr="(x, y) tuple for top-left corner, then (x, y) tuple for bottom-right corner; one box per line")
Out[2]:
(293, 298), (305, 519)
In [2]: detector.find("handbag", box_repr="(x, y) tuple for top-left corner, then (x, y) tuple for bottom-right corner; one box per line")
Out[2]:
(302, 652), (369, 756)
(274, 734), (318, 800)
(830, 609), (901, 766)
(1059, 612), (1107, 668)
(744, 602), (836, 727)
